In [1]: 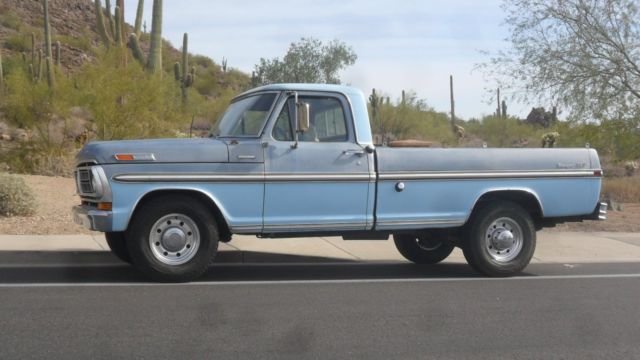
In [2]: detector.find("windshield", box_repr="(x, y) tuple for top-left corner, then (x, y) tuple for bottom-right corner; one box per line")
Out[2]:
(212, 93), (277, 137)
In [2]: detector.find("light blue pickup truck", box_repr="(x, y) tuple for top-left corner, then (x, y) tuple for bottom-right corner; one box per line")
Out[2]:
(73, 84), (606, 282)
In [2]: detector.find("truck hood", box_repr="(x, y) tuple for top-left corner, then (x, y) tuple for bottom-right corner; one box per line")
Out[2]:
(76, 138), (229, 164)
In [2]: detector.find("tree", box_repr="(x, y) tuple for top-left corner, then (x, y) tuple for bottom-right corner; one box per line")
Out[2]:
(253, 37), (357, 85)
(479, 0), (640, 121)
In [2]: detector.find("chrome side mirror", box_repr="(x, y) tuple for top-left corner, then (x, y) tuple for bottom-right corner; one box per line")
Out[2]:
(296, 102), (310, 133)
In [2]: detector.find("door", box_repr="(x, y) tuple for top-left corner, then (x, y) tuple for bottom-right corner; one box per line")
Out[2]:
(262, 93), (373, 233)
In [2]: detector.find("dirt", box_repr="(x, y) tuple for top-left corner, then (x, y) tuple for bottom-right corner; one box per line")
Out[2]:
(0, 174), (95, 235)
(1, 175), (638, 235)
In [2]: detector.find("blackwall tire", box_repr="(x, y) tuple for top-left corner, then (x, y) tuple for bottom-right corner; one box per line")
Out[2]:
(462, 201), (536, 277)
(125, 195), (219, 282)
(393, 233), (455, 264)
(105, 232), (131, 264)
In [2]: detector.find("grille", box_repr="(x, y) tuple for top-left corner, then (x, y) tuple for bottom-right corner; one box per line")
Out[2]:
(77, 169), (95, 195)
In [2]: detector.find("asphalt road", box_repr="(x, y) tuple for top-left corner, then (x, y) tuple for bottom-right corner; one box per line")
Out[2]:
(1, 253), (639, 359)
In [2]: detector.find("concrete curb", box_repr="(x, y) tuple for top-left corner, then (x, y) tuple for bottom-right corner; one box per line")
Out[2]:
(0, 231), (638, 264)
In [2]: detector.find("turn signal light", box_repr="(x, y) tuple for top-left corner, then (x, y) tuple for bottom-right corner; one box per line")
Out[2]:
(97, 202), (112, 211)
(594, 170), (603, 177)
(114, 154), (135, 161)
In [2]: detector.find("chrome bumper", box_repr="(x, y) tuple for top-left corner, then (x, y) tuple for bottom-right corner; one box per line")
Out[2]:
(72, 205), (113, 232)
(587, 202), (608, 221)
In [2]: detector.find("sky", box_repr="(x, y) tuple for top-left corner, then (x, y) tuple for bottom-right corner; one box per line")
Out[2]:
(123, 0), (524, 120)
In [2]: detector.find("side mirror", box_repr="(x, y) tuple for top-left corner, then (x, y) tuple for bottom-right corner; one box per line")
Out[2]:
(296, 102), (310, 133)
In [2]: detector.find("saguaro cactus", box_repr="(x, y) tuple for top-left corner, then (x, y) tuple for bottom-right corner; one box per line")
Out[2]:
(43, 0), (53, 61)
(117, 0), (125, 44)
(450, 75), (456, 133)
(221, 57), (228, 73)
(114, 6), (122, 47)
(147, 0), (163, 74)
(95, 0), (112, 48)
(0, 49), (4, 90)
(31, 33), (37, 65)
(501, 100), (507, 119)
(106, 0), (115, 37)
(175, 33), (194, 105)
(134, 0), (144, 38)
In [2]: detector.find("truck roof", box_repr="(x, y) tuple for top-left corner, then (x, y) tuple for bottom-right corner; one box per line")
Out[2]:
(236, 83), (364, 100)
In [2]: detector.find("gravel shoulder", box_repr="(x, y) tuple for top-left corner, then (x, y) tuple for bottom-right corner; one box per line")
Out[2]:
(1, 175), (638, 235)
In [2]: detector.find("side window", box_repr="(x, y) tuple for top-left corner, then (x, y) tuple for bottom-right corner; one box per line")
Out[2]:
(272, 96), (348, 142)
(309, 98), (347, 142)
(273, 100), (294, 141)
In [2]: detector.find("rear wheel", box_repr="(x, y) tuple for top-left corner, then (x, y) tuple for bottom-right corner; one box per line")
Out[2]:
(393, 232), (455, 264)
(463, 201), (536, 276)
(126, 195), (219, 282)
(105, 232), (130, 264)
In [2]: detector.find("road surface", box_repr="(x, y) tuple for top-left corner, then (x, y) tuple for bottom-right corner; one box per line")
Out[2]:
(0, 252), (639, 359)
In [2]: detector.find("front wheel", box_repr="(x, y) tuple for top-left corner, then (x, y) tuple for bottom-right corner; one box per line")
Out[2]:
(463, 201), (536, 277)
(125, 195), (219, 282)
(393, 233), (455, 264)
(105, 232), (131, 263)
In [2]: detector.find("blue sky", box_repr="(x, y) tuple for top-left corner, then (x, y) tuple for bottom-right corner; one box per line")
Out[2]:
(123, 0), (521, 119)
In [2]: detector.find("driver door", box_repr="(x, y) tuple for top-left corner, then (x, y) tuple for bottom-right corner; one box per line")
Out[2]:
(262, 93), (373, 233)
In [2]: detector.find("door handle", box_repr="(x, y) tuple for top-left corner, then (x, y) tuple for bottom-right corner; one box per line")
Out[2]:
(343, 149), (365, 156)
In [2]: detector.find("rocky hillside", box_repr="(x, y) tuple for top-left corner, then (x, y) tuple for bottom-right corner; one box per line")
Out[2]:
(0, 0), (109, 69)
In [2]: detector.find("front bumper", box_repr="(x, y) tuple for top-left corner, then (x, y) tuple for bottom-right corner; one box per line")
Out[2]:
(72, 205), (113, 232)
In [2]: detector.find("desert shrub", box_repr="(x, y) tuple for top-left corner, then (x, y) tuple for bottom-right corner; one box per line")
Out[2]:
(602, 177), (640, 203)
(4, 33), (31, 52)
(0, 173), (37, 216)
(0, 10), (22, 30)
(76, 50), (186, 140)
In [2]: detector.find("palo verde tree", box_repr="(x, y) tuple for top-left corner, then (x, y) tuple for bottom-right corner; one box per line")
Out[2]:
(479, 0), (640, 121)
(253, 37), (357, 85)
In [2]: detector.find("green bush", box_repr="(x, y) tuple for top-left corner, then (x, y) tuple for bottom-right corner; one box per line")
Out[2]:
(0, 11), (22, 30)
(4, 33), (31, 52)
(0, 173), (37, 217)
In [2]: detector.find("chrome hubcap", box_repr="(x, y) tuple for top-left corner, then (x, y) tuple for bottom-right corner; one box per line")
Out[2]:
(485, 217), (523, 262)
(149, 214), (200, 265)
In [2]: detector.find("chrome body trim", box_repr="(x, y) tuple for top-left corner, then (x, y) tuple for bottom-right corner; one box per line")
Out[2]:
(114, 153), (156, 162)
(263, 222), (367, 232)
(113, 173), (371, 183)
(379, 170), (598, 181)
(375, 219), (466, 228)
(230, 225), (263, 233)
(72, 205), (113, 232)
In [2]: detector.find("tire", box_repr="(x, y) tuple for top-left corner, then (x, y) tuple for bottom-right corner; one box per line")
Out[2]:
(393, 232), (455, 264)
(125, 195), (219, 282)
(105, 232), (131, 264)
(462, 201), (536, 277)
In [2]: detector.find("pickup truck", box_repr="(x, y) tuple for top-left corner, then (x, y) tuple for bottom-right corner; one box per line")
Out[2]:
(73, 84), (607, 282)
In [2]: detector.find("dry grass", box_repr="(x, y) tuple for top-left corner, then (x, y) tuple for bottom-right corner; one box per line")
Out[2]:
(602, 177), (640, 203)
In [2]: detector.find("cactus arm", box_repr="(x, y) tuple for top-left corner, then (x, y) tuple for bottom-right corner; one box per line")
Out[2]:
(46, 57), (55, 88)
(134, 0), (144, 38)
(95, 0), (112, 48)
(0, 49), (4, 90)
(129, 34), (146, 64)
(174, 62), (181, 81)
(114, 6), (122, 47)
(105, 0), (115, 37)
(55, 41), (61, 67)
